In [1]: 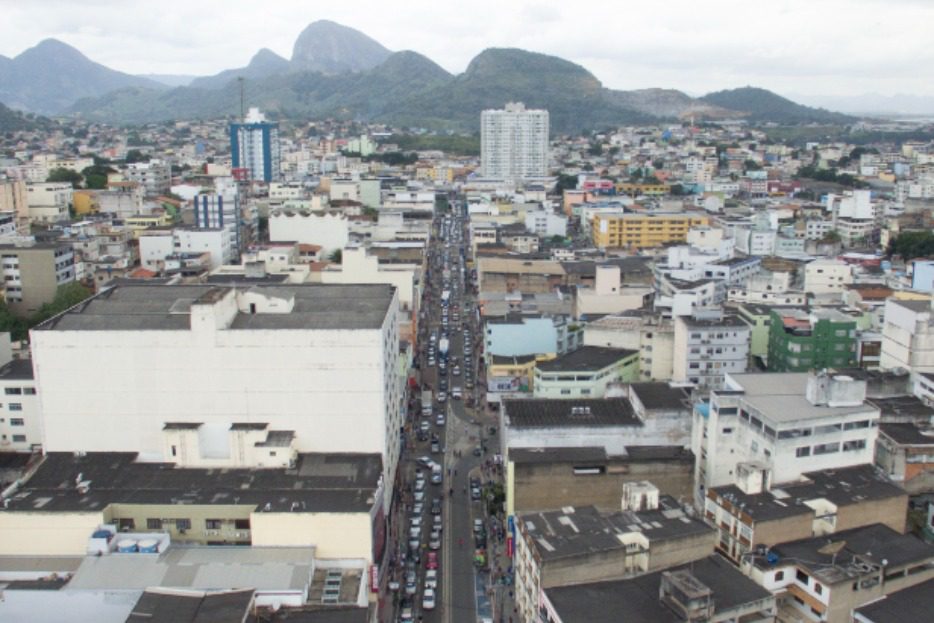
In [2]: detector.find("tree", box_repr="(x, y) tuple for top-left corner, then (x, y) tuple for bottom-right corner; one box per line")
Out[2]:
(555, 174), (578, 193)
(0, 301), (28, 341)
(888, 231), (934, 262)
(81, 164), (115, 190)
(744, 159), (763, 171)
(46, 167), (83, 189)
(328, 249), (343, 264)
(125, 149), (149, 164)
(30, 282), (94, 327)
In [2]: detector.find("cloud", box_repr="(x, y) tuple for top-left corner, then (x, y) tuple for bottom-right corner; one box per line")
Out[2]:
(0, 0), (931, 96)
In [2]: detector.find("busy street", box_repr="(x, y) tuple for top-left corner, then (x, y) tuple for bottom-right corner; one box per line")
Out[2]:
(387, 197), (514, 623)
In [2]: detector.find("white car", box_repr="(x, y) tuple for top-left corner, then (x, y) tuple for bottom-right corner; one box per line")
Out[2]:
(451, 387), (462, 400)
(414, 490), (425, 503)
(422, 588), (436, 610)
(425, 569), (438, 589)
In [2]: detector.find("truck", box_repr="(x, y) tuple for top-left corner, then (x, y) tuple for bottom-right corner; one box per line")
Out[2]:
(438, 337), (450, 357)
(421, 390), (433, 416)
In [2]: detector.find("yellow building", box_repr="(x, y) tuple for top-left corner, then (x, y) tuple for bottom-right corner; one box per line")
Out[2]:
(72, 190), (100, 215)
(592, 212), (709, 249)
(124, 213), (174, 236)
(488, 354), (555, 393)
(616, 182), (670, 196)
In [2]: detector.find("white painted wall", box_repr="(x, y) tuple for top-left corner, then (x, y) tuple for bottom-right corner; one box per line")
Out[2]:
(269, 211), (349, 256)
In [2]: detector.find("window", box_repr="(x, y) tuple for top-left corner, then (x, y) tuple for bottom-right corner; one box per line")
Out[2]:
(23, 387), (35, 395)
(147, 518), (162, 529)
(814, 582), (823, 595)
(4, 388), (21, 395)
(8, 404), (22, 412)
(205, 519), (222, 530)
(9, 418), (23, 426)
(814, 442), (840, 455)
(775, 571), (785, 582)
(796, 569), (810, 584)
(844, 420), (870, 431)
(796, 446), (811, 457)
(12, 434), (25, 442)
(560, 389), (571, 395)
(722, 427), (733, 434)
(843, 439), (867, 452)
(175, 518), (191, 531)
(235, 519), (251, 530)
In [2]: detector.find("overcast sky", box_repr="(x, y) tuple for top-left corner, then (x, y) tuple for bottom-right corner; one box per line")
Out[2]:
(2, 0), (932, 98)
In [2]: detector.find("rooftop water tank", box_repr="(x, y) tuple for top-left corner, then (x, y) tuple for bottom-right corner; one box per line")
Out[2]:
(116, 539), (138, 553)
(137, 538), (159, 553)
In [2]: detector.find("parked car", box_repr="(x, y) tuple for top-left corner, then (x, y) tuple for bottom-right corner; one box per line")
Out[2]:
(425, 568), (438, 589)
(429, 532), (441, 551)
(473, 519), (484, 534)
(426, 552), (439, 570)
(431, 497), (442, 515)
(471, 486), (482, 500)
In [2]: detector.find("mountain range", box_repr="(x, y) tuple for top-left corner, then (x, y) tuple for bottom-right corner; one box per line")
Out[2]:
(2, 20), (861, 132)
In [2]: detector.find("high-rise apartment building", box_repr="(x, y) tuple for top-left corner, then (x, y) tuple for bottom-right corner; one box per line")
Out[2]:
(229, 107), (280, 183)
(480, 102), (548, 179)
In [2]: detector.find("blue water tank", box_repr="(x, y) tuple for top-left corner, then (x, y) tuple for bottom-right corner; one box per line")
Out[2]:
(91, 530), (111, 539)
(766, 552), (779, 565)
(116, 540), (138, 553)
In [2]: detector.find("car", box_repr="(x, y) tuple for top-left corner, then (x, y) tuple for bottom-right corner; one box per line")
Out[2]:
(452, 387), (462, 400)
(414, 490), (425, 503)
(431, 498), (442, 515)
(465, 379), (474, 390)
(422, 588), (436, 610)
(429, 534), (441, 551)
(417, 456), (434, 467)
(473, 518), (484, 534)
(475, 534), (486, 549)
(410, 515), (423, 529)
(427, 357), (435, 367)
(426, 552), (439, 570)
(400, 604), (414, 622)
(439, 378), (448, 391)
(435, 413), (446, 426)
(425, 568), (438, 589)
(431, 440), (441, 454)
(473, 446), (482, 457)
(409, 526), (420, 539)
(471, 486), (482, 500)
(433, 515), (443, 531)
(415, 479), (426, 492)
(437, 391), (447, 403)
(412, 502), (424, 515)
(420, 421), (430, 433)
(452, 366), (461, 376)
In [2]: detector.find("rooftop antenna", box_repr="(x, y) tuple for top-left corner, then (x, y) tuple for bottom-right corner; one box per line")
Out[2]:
(237, 76), (245, 121)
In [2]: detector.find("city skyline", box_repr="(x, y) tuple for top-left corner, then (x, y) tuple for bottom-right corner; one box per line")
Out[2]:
(1, 0), (933, 100)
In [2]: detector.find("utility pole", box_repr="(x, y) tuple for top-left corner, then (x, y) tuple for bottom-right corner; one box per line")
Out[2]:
(237, 76), (245, 120)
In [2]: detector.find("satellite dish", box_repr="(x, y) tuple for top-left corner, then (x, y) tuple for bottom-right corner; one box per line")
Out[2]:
(818, 541), (846, 556)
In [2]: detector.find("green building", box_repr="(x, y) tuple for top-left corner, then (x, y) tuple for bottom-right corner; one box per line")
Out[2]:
(767, 308), (857, 372)
(736, 303), (776, 361)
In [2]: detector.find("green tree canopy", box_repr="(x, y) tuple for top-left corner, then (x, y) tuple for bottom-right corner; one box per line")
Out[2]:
(888, 231), (934, 262)
(46, 167), (83, 189)
(30, 282), (94, 327)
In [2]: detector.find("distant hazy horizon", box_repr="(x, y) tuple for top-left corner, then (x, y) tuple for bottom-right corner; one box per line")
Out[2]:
(2, 0), (933, 101)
